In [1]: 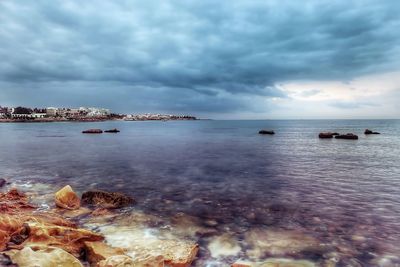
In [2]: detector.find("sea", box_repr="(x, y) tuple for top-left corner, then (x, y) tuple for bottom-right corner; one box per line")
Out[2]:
(1, 119), (400, 266)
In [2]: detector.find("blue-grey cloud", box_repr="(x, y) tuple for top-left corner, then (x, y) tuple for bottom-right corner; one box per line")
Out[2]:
(0, 0), (400, 115)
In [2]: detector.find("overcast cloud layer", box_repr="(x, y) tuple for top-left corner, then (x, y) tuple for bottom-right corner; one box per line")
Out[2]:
(1, 0), (400, 118)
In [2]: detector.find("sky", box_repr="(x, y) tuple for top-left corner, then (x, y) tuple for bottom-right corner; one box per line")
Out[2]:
(0, 0), (400, 119)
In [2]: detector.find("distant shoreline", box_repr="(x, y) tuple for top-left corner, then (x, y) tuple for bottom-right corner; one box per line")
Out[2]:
(0, 118), (199, 123)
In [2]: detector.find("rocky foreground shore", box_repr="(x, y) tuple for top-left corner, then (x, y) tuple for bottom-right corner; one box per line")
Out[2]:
(1, 179), (397, 267)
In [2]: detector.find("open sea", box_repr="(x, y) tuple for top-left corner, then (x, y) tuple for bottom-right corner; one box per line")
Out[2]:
(1, 120), (400, 266)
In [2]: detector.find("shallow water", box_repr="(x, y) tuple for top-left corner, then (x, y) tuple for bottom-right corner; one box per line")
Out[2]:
(1, 120), (400, 266)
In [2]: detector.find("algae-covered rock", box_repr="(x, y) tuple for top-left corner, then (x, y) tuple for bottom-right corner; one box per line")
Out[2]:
(82, 190), (134, 209)
(6, 246), (83, 267)
(55, 185), (81, 210)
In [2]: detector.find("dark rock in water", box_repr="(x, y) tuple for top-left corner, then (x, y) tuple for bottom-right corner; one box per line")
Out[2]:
(335, 133), (359, 140)
(104, 128), (120, 133)
(365, 129), (380, 135)
(0, 178), (6, 187)
(331, 132), (340, 136)
(319, 132), (334, 138)
(259, 130), (275, 135)
(82, 129), (103, 134)
(81, 190), (134, 209)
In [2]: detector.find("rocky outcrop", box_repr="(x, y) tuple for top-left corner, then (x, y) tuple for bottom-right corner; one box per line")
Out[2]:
(23, 221), (103, 257)
(81, 190), (134, 209)
(365, 129), (380, 135)
(104, 129), (120, 133)
(82, 129), (103, 134)
(5, 246), (83, 267)
(335, 133), (358, 140)
(55, 185), (80, 210)
(259, 130), (275, 135)
(0, 189), (36, 214)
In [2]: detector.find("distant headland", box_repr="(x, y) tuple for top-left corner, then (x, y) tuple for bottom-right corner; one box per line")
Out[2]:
(0, 106), (197, 122)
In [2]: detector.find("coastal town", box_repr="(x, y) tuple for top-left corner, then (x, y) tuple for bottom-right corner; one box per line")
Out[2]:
(0, 105), (196, 122)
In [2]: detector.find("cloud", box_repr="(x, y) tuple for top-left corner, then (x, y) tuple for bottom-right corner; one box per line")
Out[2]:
(0, 0), (400, 116)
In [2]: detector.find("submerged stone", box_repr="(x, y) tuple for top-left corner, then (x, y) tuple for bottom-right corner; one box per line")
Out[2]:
(245, 229), (320, 258)
(81, 190), (134, 209)
(98, 254), (164, 267)
(84, 241), (125, 265)
(0, 178), (6, 188)
(208, 234), (241, 258)
(55, 185), (80, 210)
(97, 225), (198, 267)
(232, 258), (316, 267)
(6, 246), (83, 267)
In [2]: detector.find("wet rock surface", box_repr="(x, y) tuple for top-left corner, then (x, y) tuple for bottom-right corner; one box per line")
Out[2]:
(81, 190), (134, 209)
(82, 129), (103, 134)
(0, 178), (6, 188)
(55, 185), (80, 210)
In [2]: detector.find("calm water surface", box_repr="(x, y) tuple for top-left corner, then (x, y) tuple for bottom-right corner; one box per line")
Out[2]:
(1, 120), (400, 266)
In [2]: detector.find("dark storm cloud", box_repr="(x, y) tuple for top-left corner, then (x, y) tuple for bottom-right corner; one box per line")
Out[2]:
(0, 0), (400, 114)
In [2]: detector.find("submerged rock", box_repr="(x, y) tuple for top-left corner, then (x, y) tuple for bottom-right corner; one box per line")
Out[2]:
(81, 190), (134, 209)
(84, 241), (125, 265)
(55, 185), (80, 210)
(6, 246), (83, 267)
(244, 229), (320, 258)
(98, 254), (164, 267)
(364, 129), (380, 135)
(335, 133), (358, 140)
(208, 234), (241, 258)
(82, 129), (103, 134)
(97, 225), (198, 267)
(0, 178), (6, 188)
(232, 258), (316, 267)
(259, 130), (275, 135)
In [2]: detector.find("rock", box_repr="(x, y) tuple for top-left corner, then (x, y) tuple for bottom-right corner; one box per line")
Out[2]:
(84, 241), (125, 265)
(0, 189), (36, 214)
(55, 185), (81, 210)
(232, 258), (316, 267)
(81, 190), (134, 209)
(82, 129), (103, 134)
(97, 225), (198, 267)
(319, 132), (334, 138)
(0, 178), (6, 188)
(335, 133), (358, 140)
(0, 215), (26, 251)
(98, 254), (164, 267)
(23, 221), (104, 257)
(104, 128), (120, 133)
(244, 229), (320, 258)
(364, 129), (380, 135)
(59, 207), (92, 218)
(208, 234), (241, 258)
(6, 246), (83, 267)
(259, 130), (275, 135)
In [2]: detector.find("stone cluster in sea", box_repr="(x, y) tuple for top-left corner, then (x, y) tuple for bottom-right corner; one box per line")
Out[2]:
(1, 178), (399, 267)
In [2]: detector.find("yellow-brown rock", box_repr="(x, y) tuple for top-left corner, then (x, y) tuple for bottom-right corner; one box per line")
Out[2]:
(163, 243), (199, 267)
(6, 246), (83, 267)
(55, 185), (81, 210)
(23, 221), (104, 257)
(84, 241), (125, 265)
(0, 215), (26, 251)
